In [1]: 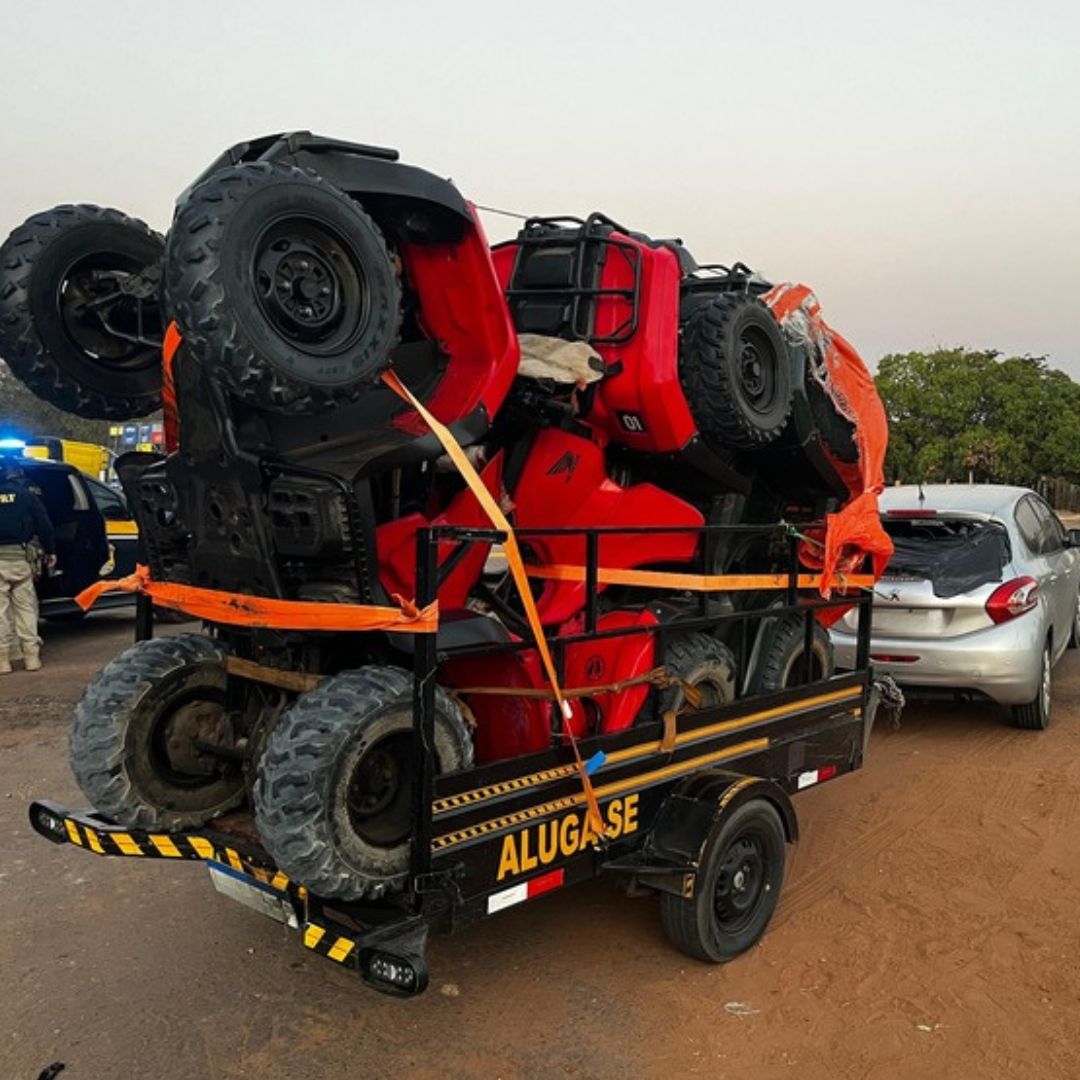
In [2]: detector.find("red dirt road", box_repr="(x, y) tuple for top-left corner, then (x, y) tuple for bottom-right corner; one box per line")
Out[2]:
(3, 613), (1079, 1079)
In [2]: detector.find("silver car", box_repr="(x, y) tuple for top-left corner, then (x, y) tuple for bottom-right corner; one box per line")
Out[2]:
(831, 484), (1080, 729)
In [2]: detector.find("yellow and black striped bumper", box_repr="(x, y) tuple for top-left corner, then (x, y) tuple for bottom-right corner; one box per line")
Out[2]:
(30, 800), (292, 890)
(27, 801), (395, 974)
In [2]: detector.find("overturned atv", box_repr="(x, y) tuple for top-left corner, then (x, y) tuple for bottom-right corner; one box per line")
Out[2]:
(0, 132), (889, 901)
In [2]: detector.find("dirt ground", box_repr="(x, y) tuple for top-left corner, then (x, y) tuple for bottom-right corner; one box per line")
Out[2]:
(3, 613), (1079, 1080)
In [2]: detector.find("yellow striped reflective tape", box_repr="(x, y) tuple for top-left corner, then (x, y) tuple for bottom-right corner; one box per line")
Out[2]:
(433, 686), (860, 816)
(64, 820), (83, 846)
(225, 848), (244, 873)
(304, 925), (326, 949)
(327, 936), (355, 962)
(188, 836), (215, 860)
(149, 834), (183, 858)
(83, 827), (106, 855)
(112, 832), (143, 856)
(432, 736), (769, 851)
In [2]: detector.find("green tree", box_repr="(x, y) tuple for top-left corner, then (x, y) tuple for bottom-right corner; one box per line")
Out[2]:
(876, 348), (1080, 486)
(1, 361), (114, 444)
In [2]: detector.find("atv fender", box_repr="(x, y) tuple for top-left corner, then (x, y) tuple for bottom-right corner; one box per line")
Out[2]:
(179, 131), (472, 242)
(640, 771), (797, 899)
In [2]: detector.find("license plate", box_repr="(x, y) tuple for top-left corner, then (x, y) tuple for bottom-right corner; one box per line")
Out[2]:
(207, 860), (297, 927)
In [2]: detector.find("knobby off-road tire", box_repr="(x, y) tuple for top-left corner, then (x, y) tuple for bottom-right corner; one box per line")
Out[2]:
(679, 294), (793, 451)
(1012, 639), (1052, 730)
(164, 162), (402, 414)
(658, 632), (738, 716)
(754, 613), (835, 693)
(254, 666), (473, 900)
(0, 205), (165, 419)
(660, 797), (787, 962)
(70, 634), (244, 830)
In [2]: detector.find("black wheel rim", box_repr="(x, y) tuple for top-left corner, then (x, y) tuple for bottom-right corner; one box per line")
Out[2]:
(714, 830), (770, 933)
(57, 253), (163, 372)
(736, 327), (778, 415)
(345, 732), (412, 846)
(252, 215), (370, 356)
(144, 688), (232, 791)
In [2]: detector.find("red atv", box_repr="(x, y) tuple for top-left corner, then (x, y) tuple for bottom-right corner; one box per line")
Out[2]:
(0, 132), (888, 901)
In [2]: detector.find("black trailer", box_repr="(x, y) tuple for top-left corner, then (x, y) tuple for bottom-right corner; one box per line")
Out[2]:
(29, 522), (879, 997)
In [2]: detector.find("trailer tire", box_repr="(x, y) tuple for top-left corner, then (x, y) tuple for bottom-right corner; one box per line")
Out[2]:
(660, 797), (786, 963)
(164, 162), (401, 414)
(679, 294), (793, 450)
(0, 205), (164, 420)
(254, 666), (472, 900)
(658, 632), (737, 716)
(754, 614), (834, 692)
(70, 634), (244, 830)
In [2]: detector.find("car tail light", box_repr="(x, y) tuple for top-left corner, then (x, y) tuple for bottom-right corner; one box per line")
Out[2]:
(885, 509), (937, 518)
(985, 576), (1038, 624)
(870, 653), (921, 663)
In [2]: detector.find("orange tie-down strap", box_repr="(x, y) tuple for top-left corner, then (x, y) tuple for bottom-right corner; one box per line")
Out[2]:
(524, 565), (878, 593)
(76, 565), (438, 634)
(382, 370), (609, 837)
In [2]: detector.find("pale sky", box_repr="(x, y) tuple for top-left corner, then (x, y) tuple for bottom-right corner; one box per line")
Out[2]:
(2, 0), (1077, 372)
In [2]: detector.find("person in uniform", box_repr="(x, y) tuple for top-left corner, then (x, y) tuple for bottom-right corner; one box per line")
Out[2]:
(0, 457), (56, 674)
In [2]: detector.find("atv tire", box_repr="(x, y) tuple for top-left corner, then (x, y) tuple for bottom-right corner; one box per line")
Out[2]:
(70, 634), (244, 830)
(679, 294), (793, 450)
(659, 632), (737, 715)
(0, 205), (165, 420)
(164, 162), (402, 414)
(254, 666), (472, 900)
(754, 614), (834, 692)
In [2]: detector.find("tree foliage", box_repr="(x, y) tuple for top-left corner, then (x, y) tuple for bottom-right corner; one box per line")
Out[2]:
(875, 348), (1080, 485)
(0, 361), (113, 444)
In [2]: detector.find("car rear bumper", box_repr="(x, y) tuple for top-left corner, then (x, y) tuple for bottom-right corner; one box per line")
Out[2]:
(830, 614), (1045, 706)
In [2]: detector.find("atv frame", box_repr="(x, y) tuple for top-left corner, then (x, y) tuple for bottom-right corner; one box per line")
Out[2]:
(30, 520), (874, 997)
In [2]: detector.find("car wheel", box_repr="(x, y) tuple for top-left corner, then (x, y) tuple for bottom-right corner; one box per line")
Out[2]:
(1012, 639), (1052, 731)
(1069, 595), (1080, 649)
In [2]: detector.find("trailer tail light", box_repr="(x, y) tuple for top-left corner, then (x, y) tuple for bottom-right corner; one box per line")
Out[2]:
(986, 576), (1039, 624)
(361, 950), (428, 997)
(487, 868), (566, 914)
(797, 764), (838, 789)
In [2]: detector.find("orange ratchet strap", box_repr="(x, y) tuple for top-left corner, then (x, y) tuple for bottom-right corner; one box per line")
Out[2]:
(382, 370), (609, 837)
(525, 565), (877, 592)
(76, 565), (438, 634)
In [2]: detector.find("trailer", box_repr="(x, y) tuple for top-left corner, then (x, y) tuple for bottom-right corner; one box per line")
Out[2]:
(29, 521), (879, 997)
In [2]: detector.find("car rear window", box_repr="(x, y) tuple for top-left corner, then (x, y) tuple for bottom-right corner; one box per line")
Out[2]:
(24, 468), (90, 522)
(882, 516), (1010, 598)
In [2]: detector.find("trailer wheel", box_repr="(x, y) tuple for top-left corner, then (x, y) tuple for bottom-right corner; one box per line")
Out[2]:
(679, 294), (793, 450)
(164, 162), (402, 414)
(70, 635), (244, 830)
(658, 632), (737, 716)
(660, 798), (786, 962)
(0, 205), (164, 420)
(254, 666), (472, 900)
(754, 614), (834, 692)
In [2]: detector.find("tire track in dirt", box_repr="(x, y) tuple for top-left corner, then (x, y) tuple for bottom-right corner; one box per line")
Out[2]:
(775, 771), (956, 920)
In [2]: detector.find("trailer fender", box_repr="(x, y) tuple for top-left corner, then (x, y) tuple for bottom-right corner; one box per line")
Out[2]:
(640, 771), (797, 899)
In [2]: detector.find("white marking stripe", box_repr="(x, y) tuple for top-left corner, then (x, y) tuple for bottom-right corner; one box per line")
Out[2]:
(797, 769), (819, 789)
(487, 883), (528, 914)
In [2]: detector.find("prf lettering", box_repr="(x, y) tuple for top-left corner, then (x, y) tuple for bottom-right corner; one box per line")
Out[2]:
(0, 493), (14, 504)
(496, 795), (640, 881)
